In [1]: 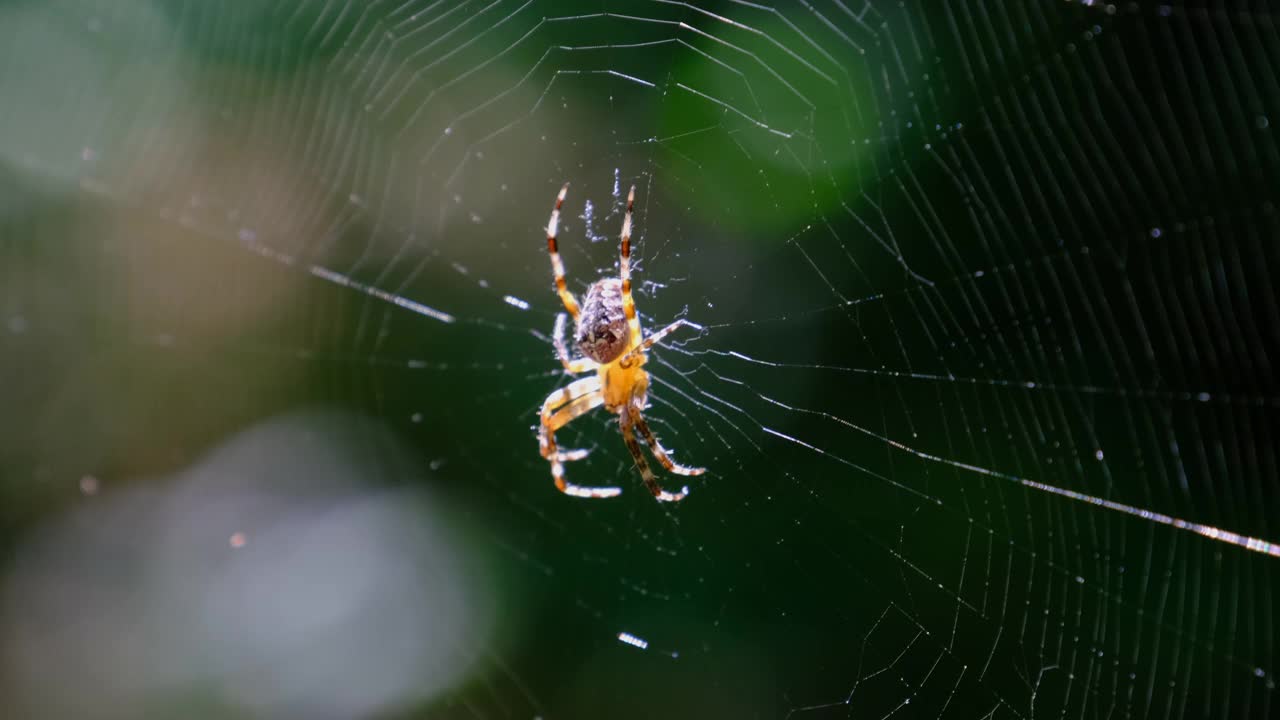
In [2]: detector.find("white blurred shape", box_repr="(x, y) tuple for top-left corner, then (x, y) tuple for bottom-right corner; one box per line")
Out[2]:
(2, 411), (492, 719)
(616, 632), (648, 650)
(0, 1), (183, 196)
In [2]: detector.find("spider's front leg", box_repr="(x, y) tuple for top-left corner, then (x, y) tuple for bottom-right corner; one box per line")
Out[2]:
(539, 376), (597, 462)
(539, 376), (622, 499)
(631, 407), (706, 477)
(620, 407), (690, 503)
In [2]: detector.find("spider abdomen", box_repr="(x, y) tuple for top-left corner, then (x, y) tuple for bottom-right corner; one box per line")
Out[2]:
(575, 278), (630, 363)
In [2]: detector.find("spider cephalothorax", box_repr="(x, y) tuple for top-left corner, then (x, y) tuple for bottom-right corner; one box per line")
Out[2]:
(537, 183), (705, 502)
(575, 278), (629, 364)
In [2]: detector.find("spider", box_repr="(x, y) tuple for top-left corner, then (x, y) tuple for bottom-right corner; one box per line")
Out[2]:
(537, 182), (704, 502)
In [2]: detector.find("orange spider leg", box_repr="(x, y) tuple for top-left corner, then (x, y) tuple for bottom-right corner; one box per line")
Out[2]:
(631, 405), (706, 477)
(539, 375), (621, 498)
(547, 183), (581, 319)
(547, 394), (605, 463)
(540, 375), (598, 459)
(620, 407), (688, 502)
(618, 185), (644, 355)
(620, 318), (703, 366)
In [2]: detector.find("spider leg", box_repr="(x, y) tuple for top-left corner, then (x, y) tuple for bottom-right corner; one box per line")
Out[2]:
(618, 185), (644, 350)
(547, 183), (582, 319)
(550, 395), (621, 498)
(553, 312), (596, 374)
(631, 402), (706, 476)
(539, 375), (599, 459)
(621, 318), (704, 365)
(545, 392), (605, 461)
(621, 408), (689, 503)
(539, 376), (622, 499)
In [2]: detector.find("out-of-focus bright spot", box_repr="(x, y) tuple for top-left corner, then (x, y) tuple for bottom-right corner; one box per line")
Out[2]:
(617, 631), (649, 650)
(78, 475), (99, 495)
(503, 294), (530, 310)
(0, 1), (181, 193)
(1, 411), (495, 720)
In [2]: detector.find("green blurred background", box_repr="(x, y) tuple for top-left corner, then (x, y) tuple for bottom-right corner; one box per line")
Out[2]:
(1, 1), (1277, 718)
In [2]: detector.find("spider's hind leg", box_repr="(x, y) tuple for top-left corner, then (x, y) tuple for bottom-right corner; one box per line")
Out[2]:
(618, 185), (644, 350)
(547, 183), (582, 319)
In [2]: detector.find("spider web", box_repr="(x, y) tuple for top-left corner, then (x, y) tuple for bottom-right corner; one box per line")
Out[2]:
(1, 1), (1278, 718)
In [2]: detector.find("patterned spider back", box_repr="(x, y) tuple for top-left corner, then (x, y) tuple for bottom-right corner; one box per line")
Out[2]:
(574, 278), (630, 364)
